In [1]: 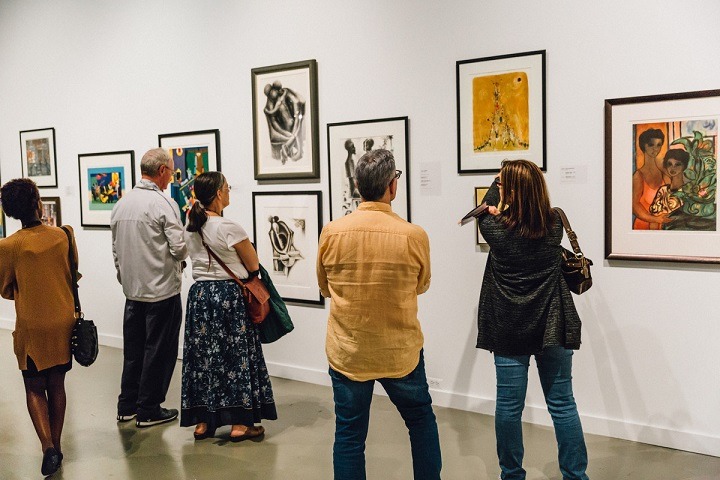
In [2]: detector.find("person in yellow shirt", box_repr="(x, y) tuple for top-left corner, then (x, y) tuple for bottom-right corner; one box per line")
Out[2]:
(317, 149), (441, 480)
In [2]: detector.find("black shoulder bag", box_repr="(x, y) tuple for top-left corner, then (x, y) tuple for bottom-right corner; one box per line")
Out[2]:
(554, 208), (593, 295)
(61, 226), (99, 366)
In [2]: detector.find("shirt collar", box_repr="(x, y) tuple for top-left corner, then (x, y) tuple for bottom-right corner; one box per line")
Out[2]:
(138, 178), (161, 191)
(357, 201), (393, 213)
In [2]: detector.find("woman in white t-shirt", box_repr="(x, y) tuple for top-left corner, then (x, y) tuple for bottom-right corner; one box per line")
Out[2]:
(180, 172), (277, 441)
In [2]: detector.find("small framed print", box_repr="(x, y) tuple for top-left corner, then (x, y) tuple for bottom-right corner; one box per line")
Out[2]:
(78, 151), (135, 228)
(252, 191), (323, 305)
(40, 197), (62, 227)
(20, 128), (58, 187)
(457, 50), (546, 173)
(475, 187), (490, 244)
(327, 116), (410, 221)
(605, 89), (720, 263)
(251, 60), (320, 180)
(159, 129), (221, 224)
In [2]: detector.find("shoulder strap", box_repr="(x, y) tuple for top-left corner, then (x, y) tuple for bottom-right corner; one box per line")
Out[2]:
(60, 226), (82, 317)
(199, 229), (246, 289)
(553, 208), (584, 257)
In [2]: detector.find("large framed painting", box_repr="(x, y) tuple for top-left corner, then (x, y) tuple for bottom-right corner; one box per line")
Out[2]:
(78, 151), (135, 228)
(40, 197), (62, 227)
(605, 89), (720, 263)
(326, 116), (410, 221)
(457, 50), (546, 174)
(159, 129), (221, 223)
(20, 128), (58, 187)
(252, 191), (323, 305)
(251, 59), (319, 180)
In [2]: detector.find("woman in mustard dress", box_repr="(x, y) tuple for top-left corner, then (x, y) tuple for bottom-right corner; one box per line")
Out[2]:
(0, 178), (78, 476)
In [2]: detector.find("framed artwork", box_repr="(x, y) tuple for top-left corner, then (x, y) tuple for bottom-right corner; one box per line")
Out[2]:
(605, 89), (720, 263)
(20, 128), (58, 187)
(252, 191), (323, 305)
(159, 129), (221, 223)
(327, 116), (410, 221)
(78, 151), (135, 228)
(457, 50), (546, 174)
(475, 187), (490, 244)
(40, 197), (62, 227)
(251, 59), (319, 180)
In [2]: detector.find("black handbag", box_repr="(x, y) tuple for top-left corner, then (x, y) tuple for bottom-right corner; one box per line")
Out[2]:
(61, 226), (99, 367)
(554, 208), (593, 295)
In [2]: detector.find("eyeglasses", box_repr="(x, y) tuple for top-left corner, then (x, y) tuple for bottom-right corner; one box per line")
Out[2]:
(394, 170), (402, 180)
(221, 185), (232, 192)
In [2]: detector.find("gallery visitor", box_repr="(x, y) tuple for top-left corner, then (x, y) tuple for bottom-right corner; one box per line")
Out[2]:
(476, 159), (590, 480)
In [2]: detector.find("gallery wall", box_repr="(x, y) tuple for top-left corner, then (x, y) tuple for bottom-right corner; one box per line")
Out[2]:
(1, 0), (719, 457)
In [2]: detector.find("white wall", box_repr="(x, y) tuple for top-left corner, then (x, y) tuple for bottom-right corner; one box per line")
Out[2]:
(1, 0), (719, 457)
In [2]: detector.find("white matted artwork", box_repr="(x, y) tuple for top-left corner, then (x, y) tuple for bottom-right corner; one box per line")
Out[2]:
(252, 191), (323, 305)
(78, 150), (135, 228)
(20, 128), (58, 187)
(326, 117), (409, 221)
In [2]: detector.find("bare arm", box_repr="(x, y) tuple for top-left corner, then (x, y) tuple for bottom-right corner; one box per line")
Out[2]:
(232, 239), (260, 273)
(632, 171), (672, 225)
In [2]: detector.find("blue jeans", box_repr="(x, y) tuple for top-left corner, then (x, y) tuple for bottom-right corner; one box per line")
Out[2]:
(329, 351), (442, 480)
(494, 347), (589, 480)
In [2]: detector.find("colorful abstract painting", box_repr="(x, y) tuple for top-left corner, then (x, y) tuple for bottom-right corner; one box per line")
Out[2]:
(88, 167), (125, 211)
(168, 146), (209, 223)
(472, 72), (529, 153)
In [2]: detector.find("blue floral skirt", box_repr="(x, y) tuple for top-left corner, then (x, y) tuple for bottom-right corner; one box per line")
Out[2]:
(181, 280), (277, 428)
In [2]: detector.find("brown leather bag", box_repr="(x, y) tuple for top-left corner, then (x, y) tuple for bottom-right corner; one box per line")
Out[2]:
(199, 231), (271, 324)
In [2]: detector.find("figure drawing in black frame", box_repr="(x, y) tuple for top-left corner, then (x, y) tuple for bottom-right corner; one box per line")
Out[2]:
(340, 134), (395, 216)
(268, 214), (305, 277)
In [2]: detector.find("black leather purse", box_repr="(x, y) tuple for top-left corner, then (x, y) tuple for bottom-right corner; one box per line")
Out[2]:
(61, 226), (98, 367)
(554, 208), (593, 295)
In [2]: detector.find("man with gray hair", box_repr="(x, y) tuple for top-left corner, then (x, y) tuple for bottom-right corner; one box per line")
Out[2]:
(317, 149), (441, 479)
(111, 148), (188, 427)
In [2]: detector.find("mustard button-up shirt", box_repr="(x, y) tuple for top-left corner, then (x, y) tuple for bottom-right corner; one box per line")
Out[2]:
(317, 202), (431, 381)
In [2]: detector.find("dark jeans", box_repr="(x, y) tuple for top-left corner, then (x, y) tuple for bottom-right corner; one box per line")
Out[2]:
(117, 294), (182, 418)
(494, 347), (589, 480)
(329, 351), (442, 480)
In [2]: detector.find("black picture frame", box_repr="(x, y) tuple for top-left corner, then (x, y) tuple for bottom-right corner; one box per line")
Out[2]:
(159, 129), (221, 223)
(605, 89), (720, 263)
(251, 59), (320, 180)
(78, 150), (136, 228)
(40, 197), (62, 227)
(326, 116), (410, 221)
(20, 127), (58, 187)
(252, 191), (323, 305)
(456, 50), (546, 174)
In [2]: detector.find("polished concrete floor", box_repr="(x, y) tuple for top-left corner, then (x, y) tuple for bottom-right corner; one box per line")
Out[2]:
(1, 330), (719, 479)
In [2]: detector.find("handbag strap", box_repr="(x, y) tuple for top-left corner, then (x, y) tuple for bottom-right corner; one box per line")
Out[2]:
(198, 229), (248, 293)
(60, 226), (82, 317)
(553, 208), (585, 258)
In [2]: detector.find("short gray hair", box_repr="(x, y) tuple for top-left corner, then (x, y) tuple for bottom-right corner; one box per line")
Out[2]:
(141, 148), (172, 176)
(355, 149), (395, 201)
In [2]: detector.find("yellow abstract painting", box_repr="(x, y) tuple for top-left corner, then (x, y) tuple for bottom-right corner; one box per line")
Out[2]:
(472, 72), (529, 152)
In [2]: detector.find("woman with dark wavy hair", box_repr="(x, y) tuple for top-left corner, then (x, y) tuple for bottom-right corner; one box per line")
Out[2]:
(180, 172), (276, 441)
(476, 160), (589, 480)
(0, 178), (78, 476)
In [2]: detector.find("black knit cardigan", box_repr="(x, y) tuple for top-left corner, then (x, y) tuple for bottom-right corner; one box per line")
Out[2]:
(476, 182), (581, 355)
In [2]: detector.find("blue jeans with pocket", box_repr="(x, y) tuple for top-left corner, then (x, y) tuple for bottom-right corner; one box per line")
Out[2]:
(329, 351), (442, 480)
(494, 347), (589, 480)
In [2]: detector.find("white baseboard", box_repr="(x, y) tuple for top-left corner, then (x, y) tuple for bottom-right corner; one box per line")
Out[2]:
(266, 362), (720, 458)
(1, 322), (717, 457)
